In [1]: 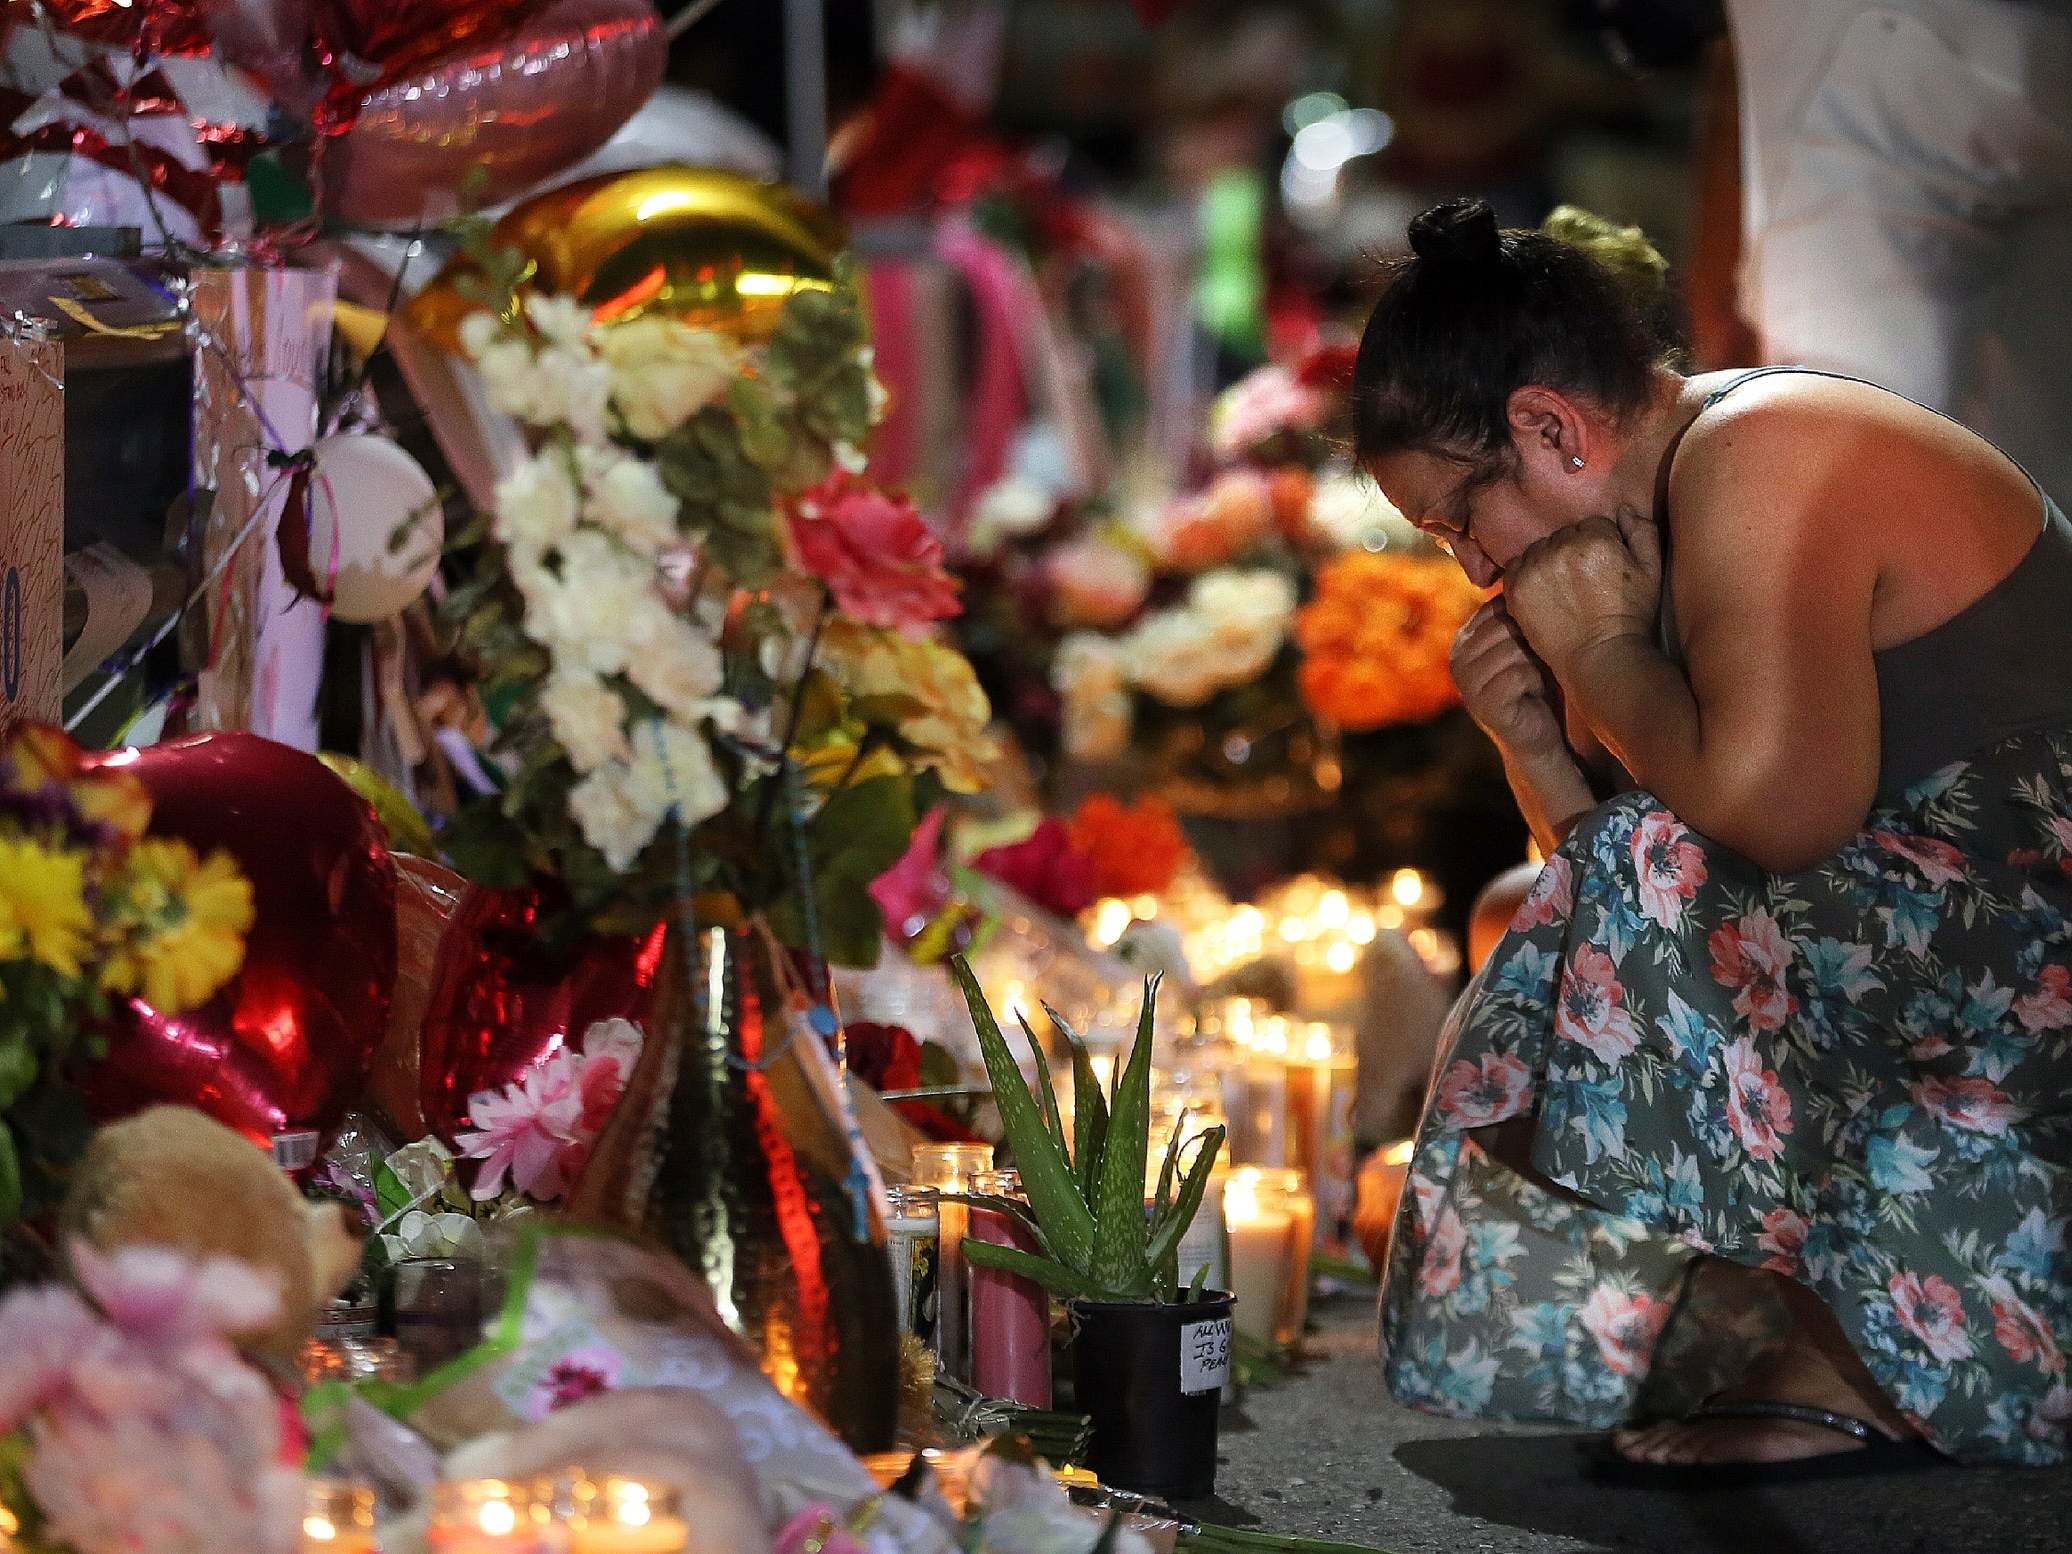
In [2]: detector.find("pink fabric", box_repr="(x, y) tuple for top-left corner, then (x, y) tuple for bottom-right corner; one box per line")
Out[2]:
(934, 223), (1030, 541)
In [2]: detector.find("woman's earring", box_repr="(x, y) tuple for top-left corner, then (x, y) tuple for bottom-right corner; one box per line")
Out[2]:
(1569, 455), (1585, 470)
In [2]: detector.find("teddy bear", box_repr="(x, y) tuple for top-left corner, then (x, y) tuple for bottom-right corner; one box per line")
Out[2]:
(59, 1104), (364, 1365)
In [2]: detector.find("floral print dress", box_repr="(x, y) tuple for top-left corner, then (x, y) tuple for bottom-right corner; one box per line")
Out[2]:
(1380, 729), (2072, 1465)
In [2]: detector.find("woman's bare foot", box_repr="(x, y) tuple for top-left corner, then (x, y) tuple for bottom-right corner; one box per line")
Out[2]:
(1613, 1336), (1915, 1466)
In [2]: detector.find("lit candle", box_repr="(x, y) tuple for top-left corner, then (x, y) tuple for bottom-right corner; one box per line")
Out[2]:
(427, 1481), (551, 1554)
(301, 1483), (380, 1554)
(1234, 1039), (1287, 1169)
(1222, 1168), (1293, 1346)
(1259, 1168), (1317, 1347)
(912, 1143), (994, 1384)
(567, 1481), (688, 1554)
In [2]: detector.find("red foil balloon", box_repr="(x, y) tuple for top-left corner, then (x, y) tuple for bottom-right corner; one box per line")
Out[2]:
(81, 733), (397, 1150)
(417, 885), (665, 1146)
(321, 0), (666, 231)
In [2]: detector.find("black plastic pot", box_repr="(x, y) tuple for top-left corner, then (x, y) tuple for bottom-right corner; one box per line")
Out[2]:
(1068, 1293), (1235, 1499)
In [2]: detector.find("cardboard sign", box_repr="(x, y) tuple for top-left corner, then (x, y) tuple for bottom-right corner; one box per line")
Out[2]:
(0, 334), (64, 735)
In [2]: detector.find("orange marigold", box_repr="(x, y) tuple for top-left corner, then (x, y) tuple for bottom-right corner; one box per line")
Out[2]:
(1068, 793), (1191, 900)
(1295, 551), (1486, 731)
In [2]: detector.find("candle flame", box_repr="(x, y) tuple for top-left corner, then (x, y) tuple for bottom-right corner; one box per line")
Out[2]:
(479, 1501), (517, 1537)
(1390, 869), (1426, 909)
(1384, 1138), (1415, 1166)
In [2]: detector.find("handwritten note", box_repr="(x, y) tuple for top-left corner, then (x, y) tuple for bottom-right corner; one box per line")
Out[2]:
(1180, 1316), (1233, 1396)
(0, 335), (63, 735)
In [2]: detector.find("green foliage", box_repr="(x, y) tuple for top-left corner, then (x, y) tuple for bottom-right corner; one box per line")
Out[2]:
(948, 958), (1222, 1304)
(436, 260), (934, 957)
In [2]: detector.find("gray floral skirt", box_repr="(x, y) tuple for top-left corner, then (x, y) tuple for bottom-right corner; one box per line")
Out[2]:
(1380, 727), (2072, 1465)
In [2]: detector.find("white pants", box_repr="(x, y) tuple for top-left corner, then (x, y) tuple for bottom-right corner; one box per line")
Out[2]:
(1730, 0), (2072, 501)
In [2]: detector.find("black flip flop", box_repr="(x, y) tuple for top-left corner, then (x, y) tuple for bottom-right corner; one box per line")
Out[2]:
(1583, 1400), (1948, 1490)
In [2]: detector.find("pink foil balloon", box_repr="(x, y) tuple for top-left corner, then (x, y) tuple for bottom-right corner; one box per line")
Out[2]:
(81, 733), (397, 1150)
(321, 0), (667, 231)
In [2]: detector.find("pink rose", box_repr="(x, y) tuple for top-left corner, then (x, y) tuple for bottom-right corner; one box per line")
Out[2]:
(1045, 538), (1150, 629)
(786, 472), (961, 633)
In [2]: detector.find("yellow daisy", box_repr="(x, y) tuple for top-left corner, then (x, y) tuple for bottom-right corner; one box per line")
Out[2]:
(0, 837), (93, 980)
(101, 840), (255, 1013)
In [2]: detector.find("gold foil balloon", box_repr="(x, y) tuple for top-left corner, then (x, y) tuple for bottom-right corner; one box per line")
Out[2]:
(405, 165), (845, 353)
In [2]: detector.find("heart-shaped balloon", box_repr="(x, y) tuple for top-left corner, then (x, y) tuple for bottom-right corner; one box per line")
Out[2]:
(417, 884), (666, 1146)
(321, 0), (666, 229)
(81, 733), (397, 1150)
(369, 852), (470, 1140)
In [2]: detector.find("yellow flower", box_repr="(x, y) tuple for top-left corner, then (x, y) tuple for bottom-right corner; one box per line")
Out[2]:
(0, 837), (93, 979)
(100, 840), (255, 1013)
(818, 622), (999, 793)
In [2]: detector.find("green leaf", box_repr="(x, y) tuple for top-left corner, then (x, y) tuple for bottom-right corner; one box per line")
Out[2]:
(0, 1122), (19, 1227)
(373, 1159), (413, 1223)
(950, 957), (1096, 1272)
(1146, 1124), (1225, 1279)
(1018, 1010), (1070, 1164)
(1153, 1106), (1188, 1223)
(1187, 1262), (1210, 1302)
(0, 1039), (38, 1110)
(1088, 976), (1161, 1298)
(1048, 1004), (1108, 1204)
(961, 1236), (1094, 1299)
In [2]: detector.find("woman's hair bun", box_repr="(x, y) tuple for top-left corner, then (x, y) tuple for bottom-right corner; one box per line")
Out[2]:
(1407, 198), (1503, 269)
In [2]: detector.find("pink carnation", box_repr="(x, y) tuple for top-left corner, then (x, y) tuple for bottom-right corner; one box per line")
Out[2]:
(785, 472), (961, 633)
(457, 1019), (645, 1202)
(973, 819), (1099, 920)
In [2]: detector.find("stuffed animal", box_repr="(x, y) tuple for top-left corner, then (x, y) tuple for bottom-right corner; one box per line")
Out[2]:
(60, 1105), (363, 1364)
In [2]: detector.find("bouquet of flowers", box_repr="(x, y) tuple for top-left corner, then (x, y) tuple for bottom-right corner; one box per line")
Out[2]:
(441, 266), (996, 964)
(1294, 550), (1484, 732)
(0, 727), (254, 1225)
(0, 1243), (301, 1554)
(957, 342), (1457, 818)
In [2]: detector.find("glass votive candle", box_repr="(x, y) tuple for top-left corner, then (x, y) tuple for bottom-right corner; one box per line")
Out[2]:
(427, 1480), (558, 1554)
(1223, 1167), (1293, 1346)
(966, 1168), (1052, 1407)
(545, 1475), (688, 1554)
(886, 1184), (940, 1340)
(302, 1480), (379, 1554)
(1249, 1167), (1317, 1347)
(913, 1143), (993, 1383)
(390, 1257), (485, 1374)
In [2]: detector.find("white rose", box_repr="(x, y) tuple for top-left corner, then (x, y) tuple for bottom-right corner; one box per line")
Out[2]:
(1121, 607), (1223, 706)
(602, 317), (739, 441)
(523, 293), (593, 354)
(622, 606), (725, 720)
(569, 758), (661, 872)
(585, 450), (681, 555)
(626, 718), (729, 828)
(477, 337), (544, 421)
(540, 669), (631, 774)
(493, 451), (580, 552)
(526, 530), (661, 673)
(967, 476), (1056, 559)
(382, 1209), (484, 1265)
(529, 344), (613, 446)
(1051, 631), (1128, 699)
(459, 311), (506, 360)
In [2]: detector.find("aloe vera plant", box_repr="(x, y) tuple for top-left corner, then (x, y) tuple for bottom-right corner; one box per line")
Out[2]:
(948, 956), (1225, 1303)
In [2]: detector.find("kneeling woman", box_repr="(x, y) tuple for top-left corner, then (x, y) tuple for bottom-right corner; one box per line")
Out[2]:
(1362, 200), (2072, 1475)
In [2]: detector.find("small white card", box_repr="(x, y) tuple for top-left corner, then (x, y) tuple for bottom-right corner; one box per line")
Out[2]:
(1180, 1317), (1233, 1395)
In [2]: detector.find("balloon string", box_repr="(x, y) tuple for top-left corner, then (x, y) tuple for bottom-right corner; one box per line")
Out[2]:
(667, 0), (731, 43)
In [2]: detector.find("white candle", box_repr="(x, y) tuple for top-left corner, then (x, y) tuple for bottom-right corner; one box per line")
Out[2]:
(1223, 1169), (1293, 1346)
